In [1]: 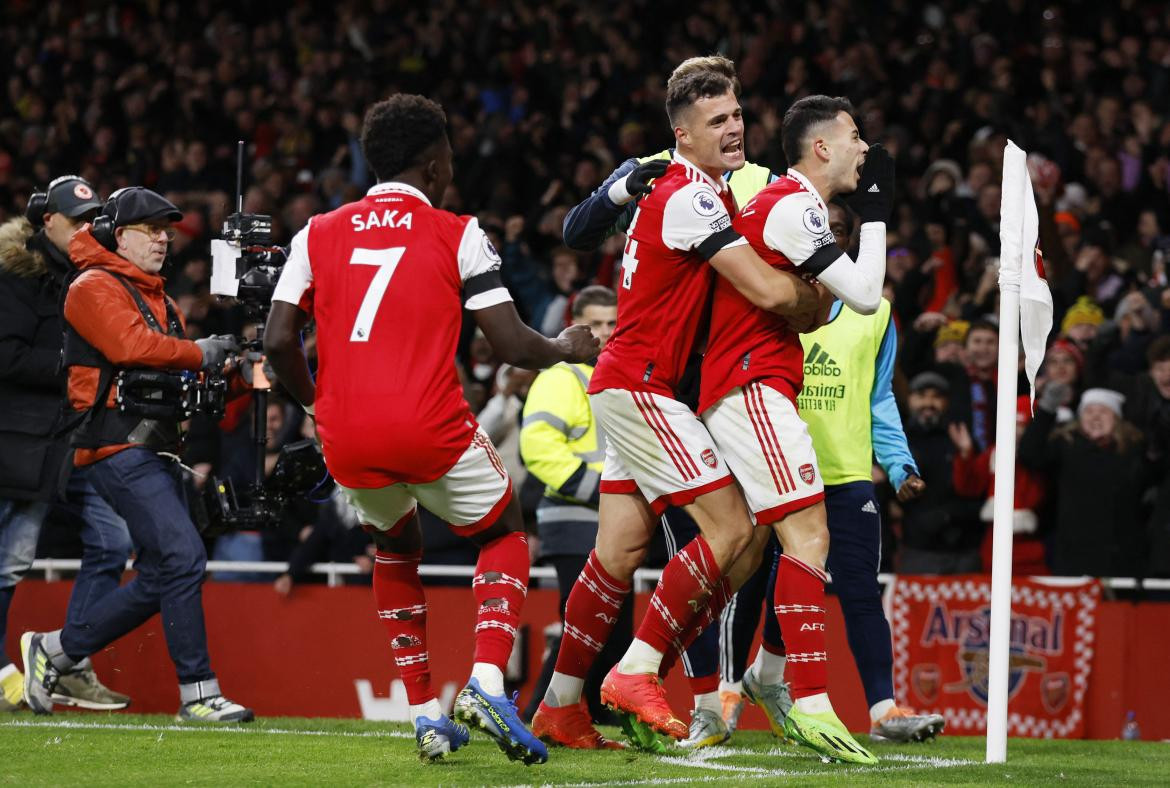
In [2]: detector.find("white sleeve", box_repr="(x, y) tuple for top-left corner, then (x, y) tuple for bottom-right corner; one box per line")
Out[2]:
(661, 182), (748, 259)
(271, 224), (313, 309)
(457, 217), (513, 311)
(760, 192), (839, 272)
(761, 194), (885, 315)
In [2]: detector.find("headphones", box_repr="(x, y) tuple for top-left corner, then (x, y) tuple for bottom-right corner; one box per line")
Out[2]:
(91, 187), (135, 251)
(25, 175), (96, 228)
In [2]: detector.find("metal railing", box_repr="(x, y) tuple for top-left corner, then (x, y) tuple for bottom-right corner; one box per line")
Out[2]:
(26, 558), (1170, 593)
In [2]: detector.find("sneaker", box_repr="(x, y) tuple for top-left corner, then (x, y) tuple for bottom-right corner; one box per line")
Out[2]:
(599, 667), (688, 740)
(870, 706), (946, 743)
(677, 707), (730, 750)
(0, 664), (23, 711)
(52, 663), (131, 711)
(415, 713), (470, 761)
(531, 699), (625, 749)
(783, 705), (878, 765)
(176, 695), (255, 723)
(453, 677), (548, 765)
(20, 632), (58, 715)
(741, 664), (793, 740)
(720, 690), (744, 733)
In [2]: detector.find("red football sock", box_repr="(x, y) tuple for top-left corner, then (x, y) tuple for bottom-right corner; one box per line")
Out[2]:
(636, 535), (725, 656)
(688, 672), (719, 696)
(658, 572), (731, 677)
(553, 550), (630, 678)
(775, 554), (829, 699)
(373, 550), (433, 705)
(472, 530), (531, 670)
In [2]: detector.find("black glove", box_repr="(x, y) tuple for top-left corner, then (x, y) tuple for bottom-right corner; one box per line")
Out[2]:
(625, 158), (670, 197)
(844, 143), (895, 223)
(195, 334), (240, 370)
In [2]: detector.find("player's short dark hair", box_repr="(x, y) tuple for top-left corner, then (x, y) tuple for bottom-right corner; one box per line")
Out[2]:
(1148, 335), (1170, 365)
(781, 95), (856, 165)
(572, 285), (617, 317)
(665, 55), (740, 126)
(360, 94), (448, 182)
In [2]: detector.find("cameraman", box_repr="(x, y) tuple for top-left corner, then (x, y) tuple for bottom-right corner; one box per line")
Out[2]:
(0, 176), (131, 712)
(20, 187), (252, 723)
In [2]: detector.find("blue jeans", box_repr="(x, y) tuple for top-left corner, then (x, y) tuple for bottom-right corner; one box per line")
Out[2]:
(63, 448), (213, 684)
(0, 498), (49, 667)
(57, 472), (134, 640)
(210, 532), (267, 582)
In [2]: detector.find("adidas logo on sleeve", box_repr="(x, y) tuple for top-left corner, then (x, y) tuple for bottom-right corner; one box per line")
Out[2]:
(868, 183), (880, 192)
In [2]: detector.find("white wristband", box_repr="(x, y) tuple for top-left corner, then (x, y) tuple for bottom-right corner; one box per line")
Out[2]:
(607, 174), (635, 206)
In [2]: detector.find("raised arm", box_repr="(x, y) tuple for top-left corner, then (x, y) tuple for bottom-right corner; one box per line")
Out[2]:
(562, 156), (670, 251)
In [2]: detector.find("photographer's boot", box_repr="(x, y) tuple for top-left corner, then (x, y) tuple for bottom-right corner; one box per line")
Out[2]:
(52, 658), (130, 710)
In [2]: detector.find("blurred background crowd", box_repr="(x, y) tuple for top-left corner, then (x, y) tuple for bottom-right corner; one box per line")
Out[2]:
(4, 0), (1170, 583)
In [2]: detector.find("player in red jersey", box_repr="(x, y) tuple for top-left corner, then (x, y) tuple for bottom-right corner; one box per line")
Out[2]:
(694, 96), (894, 764)
(264, 95), (597, 764)
(531, 57), (828, 747)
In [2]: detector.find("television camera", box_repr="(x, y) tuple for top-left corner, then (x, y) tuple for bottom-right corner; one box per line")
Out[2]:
(199, 142), (332, 535)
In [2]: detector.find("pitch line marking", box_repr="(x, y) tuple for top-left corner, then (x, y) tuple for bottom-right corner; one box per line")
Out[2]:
(0, 719), (411, 739)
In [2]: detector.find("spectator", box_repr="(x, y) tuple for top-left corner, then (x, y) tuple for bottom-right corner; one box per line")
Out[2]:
(1019, 387), (1151, 577)
(951, 396), (1048, 576)
(898, 373), (985, 574)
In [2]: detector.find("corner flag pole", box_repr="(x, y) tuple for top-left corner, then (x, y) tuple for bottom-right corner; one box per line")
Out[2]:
(986, 142), (1028, 763)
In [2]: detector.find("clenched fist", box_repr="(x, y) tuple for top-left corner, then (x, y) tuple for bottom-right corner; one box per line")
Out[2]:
(555, 324), (601, 363)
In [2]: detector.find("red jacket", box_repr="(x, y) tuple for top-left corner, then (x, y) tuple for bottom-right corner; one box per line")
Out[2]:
(952, 446), (1049, 574)
(64, 227), (202, 466)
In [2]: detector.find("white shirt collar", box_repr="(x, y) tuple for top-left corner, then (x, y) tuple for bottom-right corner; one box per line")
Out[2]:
(786, 167), (826, 207)
(672, 151), (728, 193)
(367, 181), (432, 206)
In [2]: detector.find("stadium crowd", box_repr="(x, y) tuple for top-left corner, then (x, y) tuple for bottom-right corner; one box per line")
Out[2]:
(3, 0), (1170, 580)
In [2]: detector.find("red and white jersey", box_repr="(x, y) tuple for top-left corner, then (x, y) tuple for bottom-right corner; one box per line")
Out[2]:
(271, 181), (512, 488)
(589, 152), (747, 398)
(699, 169), (840, 413)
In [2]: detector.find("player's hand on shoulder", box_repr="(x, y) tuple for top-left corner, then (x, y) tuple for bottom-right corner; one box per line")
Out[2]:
(555, 323), (600, 363)
(626, 158), (670, 197)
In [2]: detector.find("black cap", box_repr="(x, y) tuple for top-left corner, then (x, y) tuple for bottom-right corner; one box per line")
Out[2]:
(46, 176), (103, 218)
(103, 187), (182, 227)
(909, 371), (950, 395)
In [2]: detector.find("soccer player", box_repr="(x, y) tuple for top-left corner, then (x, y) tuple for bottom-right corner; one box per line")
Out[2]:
(691, 95), (892, 763)
(264, 94), (598, 764)
(531, 56), (825, 749)
(701, 200), (944, 748)
(546, 89), (895, 765)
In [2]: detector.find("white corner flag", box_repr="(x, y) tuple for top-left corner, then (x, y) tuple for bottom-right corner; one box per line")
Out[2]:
(986, 141), (1054, 763)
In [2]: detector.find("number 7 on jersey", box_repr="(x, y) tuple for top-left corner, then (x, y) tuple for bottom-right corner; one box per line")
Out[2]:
(349, 247), (405, 341)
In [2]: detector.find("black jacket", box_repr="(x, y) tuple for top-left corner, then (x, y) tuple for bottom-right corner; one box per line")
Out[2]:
(1018, 408), (1151, 577)
(900, 419), (985, 553)
(0, 218), (74, 501)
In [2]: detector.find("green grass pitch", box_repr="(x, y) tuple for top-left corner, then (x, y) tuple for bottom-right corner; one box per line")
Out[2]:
(1, 712), (1166, 786)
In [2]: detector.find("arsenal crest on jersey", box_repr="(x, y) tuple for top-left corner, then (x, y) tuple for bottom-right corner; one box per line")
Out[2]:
(700, 448), (717, 468)
(799, 463), (815, 484)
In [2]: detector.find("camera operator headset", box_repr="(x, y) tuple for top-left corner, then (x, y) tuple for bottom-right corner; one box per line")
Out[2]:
(23, 187), (255, 723)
